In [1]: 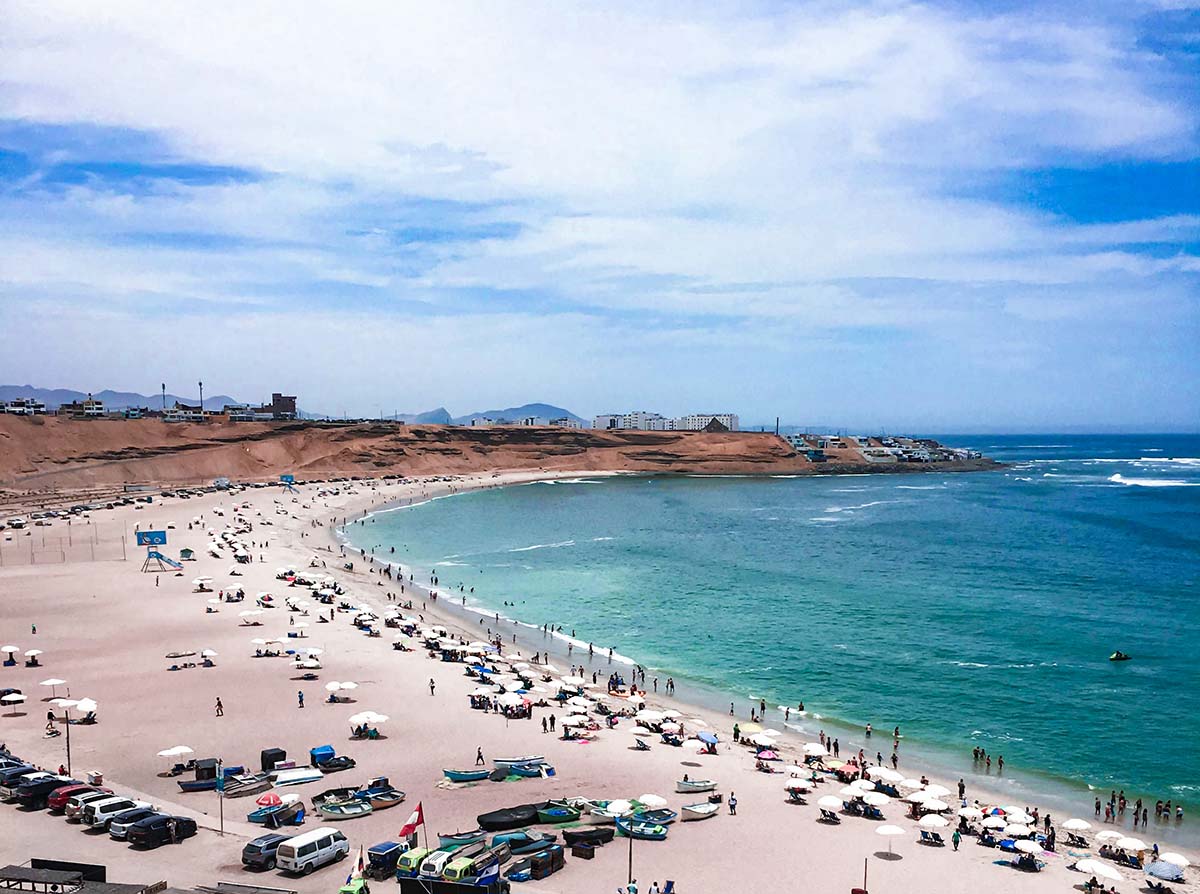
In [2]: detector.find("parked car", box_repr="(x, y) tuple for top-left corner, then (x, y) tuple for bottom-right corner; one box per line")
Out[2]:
(47, 784), (110, 813)
(108, 807), (162, 841)
(65, 789), (117, 821)
(15, 775), (79, 809)
(0, 766), (41, 799)
(275, 828), (350, 874)
(242, 833), (290, 870)
(127, 814), (197, 848)
(1, 770), (53, 801)
(82, 796), (151, 829)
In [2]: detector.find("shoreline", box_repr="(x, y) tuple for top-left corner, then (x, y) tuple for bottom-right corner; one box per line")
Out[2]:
(339, 471), (1198, 851)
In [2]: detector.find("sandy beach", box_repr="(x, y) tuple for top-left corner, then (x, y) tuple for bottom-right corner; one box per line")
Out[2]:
(0, 472), (1190, 894)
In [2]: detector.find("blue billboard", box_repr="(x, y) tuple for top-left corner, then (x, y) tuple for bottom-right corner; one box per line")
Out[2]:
(280, 474), (295, 484)
(135, 530), (168, 546)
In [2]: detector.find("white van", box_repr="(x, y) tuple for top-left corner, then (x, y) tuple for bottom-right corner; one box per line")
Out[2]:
(82, 796), (151, 829)
(275, 828), (349, 875)
(418, 850), (454, 880)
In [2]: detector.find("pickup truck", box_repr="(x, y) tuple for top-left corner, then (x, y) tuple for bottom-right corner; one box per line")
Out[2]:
(15, 775), (79, 809)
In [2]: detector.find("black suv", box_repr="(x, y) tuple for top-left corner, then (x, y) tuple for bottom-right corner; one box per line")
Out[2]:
(127, 814), (197, 848)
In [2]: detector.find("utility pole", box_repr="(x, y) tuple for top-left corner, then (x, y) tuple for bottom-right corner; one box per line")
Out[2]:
(198, 381), (204, 420)
(64, 706), (72, 775)
(161, 383), (166, 414)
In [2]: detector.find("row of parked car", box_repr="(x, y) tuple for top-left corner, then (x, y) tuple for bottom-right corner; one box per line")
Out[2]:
(0, 750), (197, 848)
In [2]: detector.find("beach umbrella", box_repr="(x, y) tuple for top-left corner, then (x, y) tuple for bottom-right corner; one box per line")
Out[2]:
(561, 675), (587, 687)
(50, 698), (77, 708)
(1160, 853), (1191, 869)
(24, 649), (43, 657)
(1013, 839), (1041, 854)
(850, 779), (877, 792)
(982, 816), (1007, 829)
(749, 733), (777, 748)
(1095, 830), (1125, 843)
(919, 814), (949, 828)
(1116, 837), (1146, 851)
(635, 710), (664, 722)
(325, 682), (343, 692)
(1075, 859), (1121, 882)
(560, 715), (587, 727)
(1062, 818), (1091, 831)
(1146, 862), (1186, 882)
(567, 696), (592, 708)
(0, 645), (19, 654)
(662, 710), (682, 719)
(862, 792), (890, 807)
(923, 784), (951, 798)
(870, 767), (904, 783)
(338, 681), (357, 690)
(256, 792), (283, 807)
(1007, 811), (1034, 824)
(1004, 824), (1032, 837)
(921, 798), (950, 812)
(201, 649), (218, 658)
(638, 794), (668, 809)
(876, 825), (905, 855)
(2, 693), (26, 713)
(784, 778), (813, 791)
(901, 791), (929, 803)
(818, 795), (843, 810)
(606, 800), (634, 817)
(698, 731), (719, 745)
(840, 787), (865, 799)
(959, 807), (984, 820)
(897, 778), (924, 790)
(740, 722), (763, 734)
(39, 679), (67, 697)
(75, 698), (97, 713)
(803, 742), (828, 756)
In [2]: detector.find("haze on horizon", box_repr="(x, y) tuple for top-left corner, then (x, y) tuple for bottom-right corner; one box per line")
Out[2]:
(0, 1), (1197, 433)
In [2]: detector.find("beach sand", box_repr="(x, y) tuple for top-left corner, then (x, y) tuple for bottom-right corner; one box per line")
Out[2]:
(0, 472), (1186, 893)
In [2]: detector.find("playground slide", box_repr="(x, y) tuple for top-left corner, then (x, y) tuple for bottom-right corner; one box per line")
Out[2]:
(147, 550), (183, 569)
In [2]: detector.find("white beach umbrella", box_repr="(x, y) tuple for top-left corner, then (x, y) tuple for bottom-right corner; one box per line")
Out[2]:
(870, 767), (904, 783)
(0, 645), (19, 653)
(1004, 824), (1032, 837)
(50, 698), (77, 708)
(567, 696), (593, 708)
(1013, 839), (1041, 854)
(562, 675), (587, 687)
(1074, 859), (1122, 881)
(818, 795), (843, 810)
(897, 778), (923, 789)
(901, 791), (929, 803)
(803, 742), (828, 756)
(919, 814), (949, 828)
(606, 800), (634, 816)
(559, 715), (587, 727)
(638, 794), (668, 809)
(662, 710), (682, 719)
(24, 649), (43, 657)
(959, 807), (984, 819)
(982, 816), (1007, 829)
(635, 710), (664, 722)
(325, 682), (342, 692)
(1, 693), (25, 704)
(921, 798), (950, 812)
(1095, 830), (1125, 843)
(497, 693), (524, 707)
(923, 784), (951, 798)
(201, 649), (218, 657)
(1160, 853), (1191, 869)
(863, 792), (890, 807)
(784, 778), (813, 791)
(39, 679), (67, 697)
(876, 825), (905, 855)
(75, 698), (98, 713)
(840, 787), (865, 799)
(338, 681), (357, 690)
(1007, 811), (1035, 824)
(1062, 818), (1092, 831)
(850, 779), (877, 792)
(1116, 837), (1147, 851)
(750, 733), (777, 748)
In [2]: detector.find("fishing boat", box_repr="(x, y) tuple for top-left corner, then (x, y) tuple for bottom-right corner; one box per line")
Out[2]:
(536, 801), (581, 824)
(312, 787), (358, 809)
(562, 827), (615, 847)
(318, 798), (373, 820)
(615, 816), (669, 841)
(680, 802), (719, 821)
(222, 772), (273, 799)
(272, 767), (324, 787)
(493, 755), (544, 768)
(588, 801), (635, 824)
(247, 796), (305, 825)
(177, 778), (217, 793)
(438, 829), (487, 848)
(510, 763), (551, 778)
(633, 807), (678, 825)
(1109, 651), (1132, 662)
(443, 768), (490, 783)
(491, 830), (557, 855)
(676, 778), (717, 794)
(357, 778), (406, 810)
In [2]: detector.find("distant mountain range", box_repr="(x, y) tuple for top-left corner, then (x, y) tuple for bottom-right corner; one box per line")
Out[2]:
(1, 386), (586, 426)
(0, 384), (238, 411)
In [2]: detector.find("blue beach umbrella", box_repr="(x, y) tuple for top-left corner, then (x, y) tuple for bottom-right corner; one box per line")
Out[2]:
(1146, 862), (1184, 882)
(698, 732), (719, 745)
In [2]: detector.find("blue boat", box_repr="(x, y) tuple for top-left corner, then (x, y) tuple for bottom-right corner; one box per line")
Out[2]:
(443, 768), (490, 783)
(510, 763), (552, 778)
(177, 778), (217, 793)
(633, 808), (678, 826)
(491, 830), (556, 855)
(615, 817), (669, 841)
(247, 797), (305, 826)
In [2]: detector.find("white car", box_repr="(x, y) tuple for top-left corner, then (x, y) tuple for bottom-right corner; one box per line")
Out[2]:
(82, 796), (152, 828)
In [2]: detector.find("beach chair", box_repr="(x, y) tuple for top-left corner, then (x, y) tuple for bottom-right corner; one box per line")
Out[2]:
(818, 809), (841, 824)
(919, 830), (933, 845)
(865, 805), (884, 820)
(931, 832), (945, 846)
(662, 883), (674, 894)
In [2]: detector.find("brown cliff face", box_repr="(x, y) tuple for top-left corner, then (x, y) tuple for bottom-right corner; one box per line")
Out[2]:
(0, 415), (997, 501)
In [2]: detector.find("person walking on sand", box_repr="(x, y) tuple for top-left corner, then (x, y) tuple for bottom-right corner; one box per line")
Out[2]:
(476, 747), (485, 766)
(215, 698), (223, 717)
(728, 791), (737, 816)
(952, 829), (961, 851)
(429, 678), (436, 696)
(297, 691), (304, 709)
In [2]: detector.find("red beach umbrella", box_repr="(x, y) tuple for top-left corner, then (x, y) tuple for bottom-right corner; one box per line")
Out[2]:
(256, 792), (282, 807)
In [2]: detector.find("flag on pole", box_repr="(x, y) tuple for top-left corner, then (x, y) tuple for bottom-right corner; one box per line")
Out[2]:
(399, 802), (424, 837)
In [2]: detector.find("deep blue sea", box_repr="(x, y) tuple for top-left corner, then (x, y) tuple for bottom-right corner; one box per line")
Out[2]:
(354, 435), (1200, 838)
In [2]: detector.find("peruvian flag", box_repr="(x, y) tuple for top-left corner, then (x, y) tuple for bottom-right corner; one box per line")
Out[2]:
(399, 802), (424, 837)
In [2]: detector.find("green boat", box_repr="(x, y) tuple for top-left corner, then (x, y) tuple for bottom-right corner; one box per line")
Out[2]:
(536, 800), (581, 824)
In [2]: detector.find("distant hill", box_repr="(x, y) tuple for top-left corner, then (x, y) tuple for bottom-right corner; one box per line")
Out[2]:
(0, 384), (239, 411)
(452, 403), (584, 425)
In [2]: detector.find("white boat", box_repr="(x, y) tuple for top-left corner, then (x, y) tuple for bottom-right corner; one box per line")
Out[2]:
(681, 801), (720, 821)
(493, 755), (545, 768)
(676, 779), (717, 793)
(272, 767), (323, 787)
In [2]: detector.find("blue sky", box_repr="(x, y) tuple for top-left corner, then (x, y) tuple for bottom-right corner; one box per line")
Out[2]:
(0, 1), (1197, 430)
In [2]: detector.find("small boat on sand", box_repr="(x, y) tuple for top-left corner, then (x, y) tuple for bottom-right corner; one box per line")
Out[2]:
(562, 827), (615, 847)
(439, 829), (487, 848)
(510, 763), (552, 778)
(615, 817), (669, 841)
(536, 801), (581, 824)
(222, 772), (273, 798)
(681, 802), (719, 821)
(494, 756), (544, 768)
(634, 808), (678, 825)
(443, 768), (490, 783)
(676, 779), (716, 793)
(318, 798), (373, 820)
(357, 778), (405, 810)
(273, 767), (323, 787)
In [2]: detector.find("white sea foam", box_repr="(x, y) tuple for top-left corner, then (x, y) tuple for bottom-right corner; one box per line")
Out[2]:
(895, 484), (945, 490)
(824, 499), (903, 513)
(1109, 474), (1200, 488)
(1139, 456), (1200, 466)
(508, 540), (576, 552)
(808, 516), (840, 523)
(434, 560), (469, 567)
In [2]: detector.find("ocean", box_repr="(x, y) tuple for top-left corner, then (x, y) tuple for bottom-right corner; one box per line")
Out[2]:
(351, 434), (1200, 840)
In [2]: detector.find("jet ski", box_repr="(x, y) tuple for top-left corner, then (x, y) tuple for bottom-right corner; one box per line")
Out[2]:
(1109, 651), (1132, 662)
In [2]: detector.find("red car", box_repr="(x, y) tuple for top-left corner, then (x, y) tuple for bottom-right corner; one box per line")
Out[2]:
(46, 784), (110, 813)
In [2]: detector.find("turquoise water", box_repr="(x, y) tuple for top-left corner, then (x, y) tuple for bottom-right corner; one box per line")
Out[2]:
(356, 435), (1200, 835)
